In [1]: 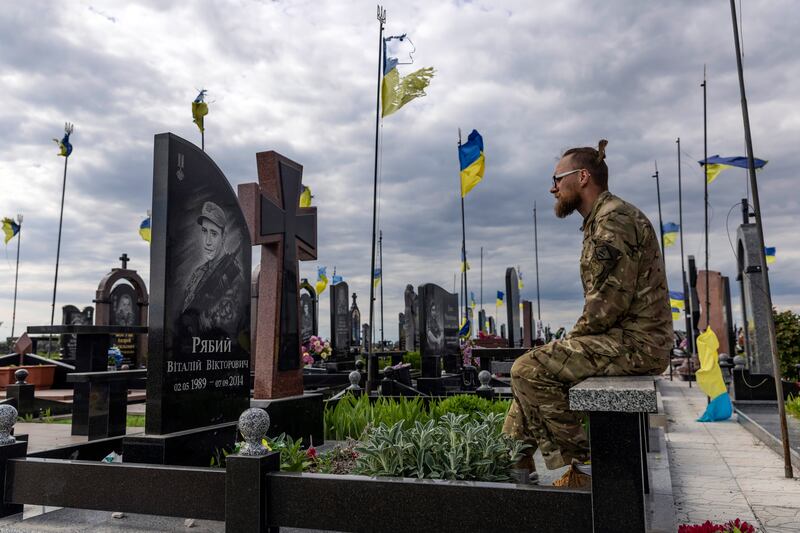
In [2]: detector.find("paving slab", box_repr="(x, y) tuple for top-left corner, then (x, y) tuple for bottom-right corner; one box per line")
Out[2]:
(660, 378), (800, 532)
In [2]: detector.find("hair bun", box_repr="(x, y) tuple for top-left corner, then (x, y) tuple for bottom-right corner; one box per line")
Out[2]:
(597, 139), (608, 161)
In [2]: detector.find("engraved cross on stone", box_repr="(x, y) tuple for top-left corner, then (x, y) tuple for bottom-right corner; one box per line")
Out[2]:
(239, 151), (317, 399)
(119, 253), (129, 270)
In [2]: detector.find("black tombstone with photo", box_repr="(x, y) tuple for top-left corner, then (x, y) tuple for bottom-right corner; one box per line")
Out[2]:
(505, 267), (521, 347)
(299, 279), (317, 344)
(418, 283), (459, 377)
(140, 133), (251, 437)
(60, 305), (94, 363)
(108, 283), (140, 366)
(330, 281), (350, 357)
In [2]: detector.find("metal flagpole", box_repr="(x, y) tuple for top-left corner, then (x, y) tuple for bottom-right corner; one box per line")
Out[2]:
(729, 0), (793, 479)
(366, 5), (386, 394)
(458, 129), (469, 330)
(49, 123), (73, 356)
(702, 67), (710, 330)
(379, 230), (384, 348)
(653, 161), (665, 260)
(480, 247), (483, 312)
(677, 138), (694, 368)
(533, 202), (541, 326)
(10, 214), (23, 339)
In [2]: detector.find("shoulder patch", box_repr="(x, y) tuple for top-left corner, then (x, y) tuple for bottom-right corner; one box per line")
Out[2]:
(595, 244), (621, 263)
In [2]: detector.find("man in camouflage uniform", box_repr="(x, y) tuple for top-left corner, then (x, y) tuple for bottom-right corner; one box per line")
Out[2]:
(503, 140), (673, 477)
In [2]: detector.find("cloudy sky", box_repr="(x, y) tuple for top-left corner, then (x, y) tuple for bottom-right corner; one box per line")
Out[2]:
(1, 0), (798, 344)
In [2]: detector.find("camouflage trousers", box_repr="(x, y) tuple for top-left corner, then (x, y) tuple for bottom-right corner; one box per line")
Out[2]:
(502, 331), (667, 470)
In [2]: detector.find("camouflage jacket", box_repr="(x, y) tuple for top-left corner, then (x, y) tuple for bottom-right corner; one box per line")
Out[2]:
(568, 191), (673, 360)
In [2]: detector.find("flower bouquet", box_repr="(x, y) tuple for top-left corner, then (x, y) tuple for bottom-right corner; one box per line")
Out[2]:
(302, 335), (332, 365)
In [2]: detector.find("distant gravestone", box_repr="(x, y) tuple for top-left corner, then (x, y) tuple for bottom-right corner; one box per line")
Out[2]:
(505, 268), (521, 347)
(330, 282), (350, 357)
(418, 283), (459, 377)
(398, 313), (405, 350)
(145, 132), (251, 435)
(404, 284), (418, 351)
(299, 279), (317, 344)
(109, 284), (139, 364)
(478, 309), (487, 334)
(60, 305), (94, 361)
(501, 324), (507, 339)
(362, 323), (370, 353)
(350, 293), (361, 348)
(489, 316), (496, 336)
(94, 253), (149, 367)
(522, 300), (533, 348)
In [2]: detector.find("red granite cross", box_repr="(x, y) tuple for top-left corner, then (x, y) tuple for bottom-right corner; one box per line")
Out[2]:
(239, 151), (317, 399)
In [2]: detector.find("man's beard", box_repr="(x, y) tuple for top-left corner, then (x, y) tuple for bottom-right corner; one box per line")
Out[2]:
(554, 190), (581, 218)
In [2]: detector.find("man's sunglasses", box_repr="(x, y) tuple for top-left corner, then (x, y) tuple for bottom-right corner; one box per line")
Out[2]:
(552, 168), (585, 188)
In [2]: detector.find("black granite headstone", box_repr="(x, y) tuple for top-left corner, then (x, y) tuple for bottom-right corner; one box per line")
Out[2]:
(60, 305), (94, 361)
(299, 279), (317, 344)
(398, 313), (405, 350)
(418, 283), (459, 376)
(505, 267), (521, 347)
(501, 324), (507, 339)
(478, 309), (487, 334)
(350, 293), (361, 347)
(489, 316), (496, 336)
(145, 132), (251, 435)
(109, 283), (140, 366)
(330, 282), (350, 356)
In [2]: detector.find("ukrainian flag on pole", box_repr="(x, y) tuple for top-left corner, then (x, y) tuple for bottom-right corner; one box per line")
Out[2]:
(699, 155), (767, 184)
(662, 222), (679, 248)
(381, 35), (434, 118)
(669, 290), (684, 321)
(496, 291), (504, 307)
(139, 216), (151, 243)
(765, 247), (776, 264)
(315, 267), (328, 295)
(696, 327), (732, 422)
(459, 130), (485, 197)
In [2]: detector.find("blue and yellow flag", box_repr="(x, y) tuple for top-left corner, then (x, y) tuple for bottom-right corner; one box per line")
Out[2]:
(460, 249), (470, 272)
(373, 267), (382, 289)
(765, 247), (776, 264)
(470, 291), (476, 309)
(695, 327), (732, 422)
(662, 222), (679, 248)
(331, 274), (343, 285)
(53, 130), (73, 157)
(496, 291), (504, 307)
(315, 266), (328, 295)
(192, 90), (209, 132)
(699, 155), (767, 184)
(2, 217), (20, 244)
(669, 290), (684, 321)
(458, 129), (485, 197)
(517, 269), (524, 290)
(458, 316), (471, 338)
(139, 217), (151, 243)
(381, 35), (435, 118)
(299, 186), (312, 208)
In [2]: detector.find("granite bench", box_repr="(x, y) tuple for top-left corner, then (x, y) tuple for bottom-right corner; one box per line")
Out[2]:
(66, 369), (146, 440)
(569, 375), (658, 533)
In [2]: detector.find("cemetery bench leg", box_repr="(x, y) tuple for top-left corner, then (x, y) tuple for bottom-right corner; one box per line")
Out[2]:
(225, 452), (280, 533)
(107, 380), (129, 438)
(640, 413), (649, 494)
(87, 382), (111, 441)
(589, 411), (646, 533)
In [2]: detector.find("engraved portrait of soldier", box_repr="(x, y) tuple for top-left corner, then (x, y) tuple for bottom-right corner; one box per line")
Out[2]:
(179, 201), (245, 338)
(426, 299), (444, 354)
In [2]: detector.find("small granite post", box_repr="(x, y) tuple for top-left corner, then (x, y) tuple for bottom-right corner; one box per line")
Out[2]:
(0, 404), (27, 518)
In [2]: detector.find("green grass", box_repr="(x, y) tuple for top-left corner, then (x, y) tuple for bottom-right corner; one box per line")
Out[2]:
(45, 414), (145, 427)
(787, 395), (800, 420)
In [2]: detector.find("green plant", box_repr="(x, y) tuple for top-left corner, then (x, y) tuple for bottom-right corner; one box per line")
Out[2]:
(431, 395), (510, 422)
(403, 351), (421, 370)
(324, 394), (431, 440)
(268, 433), (313, 472)
(774, 308), (800, 379)
(354, 413), (529, 482)
(787, 395), (800, 420)
(312, 440), (360, 474)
